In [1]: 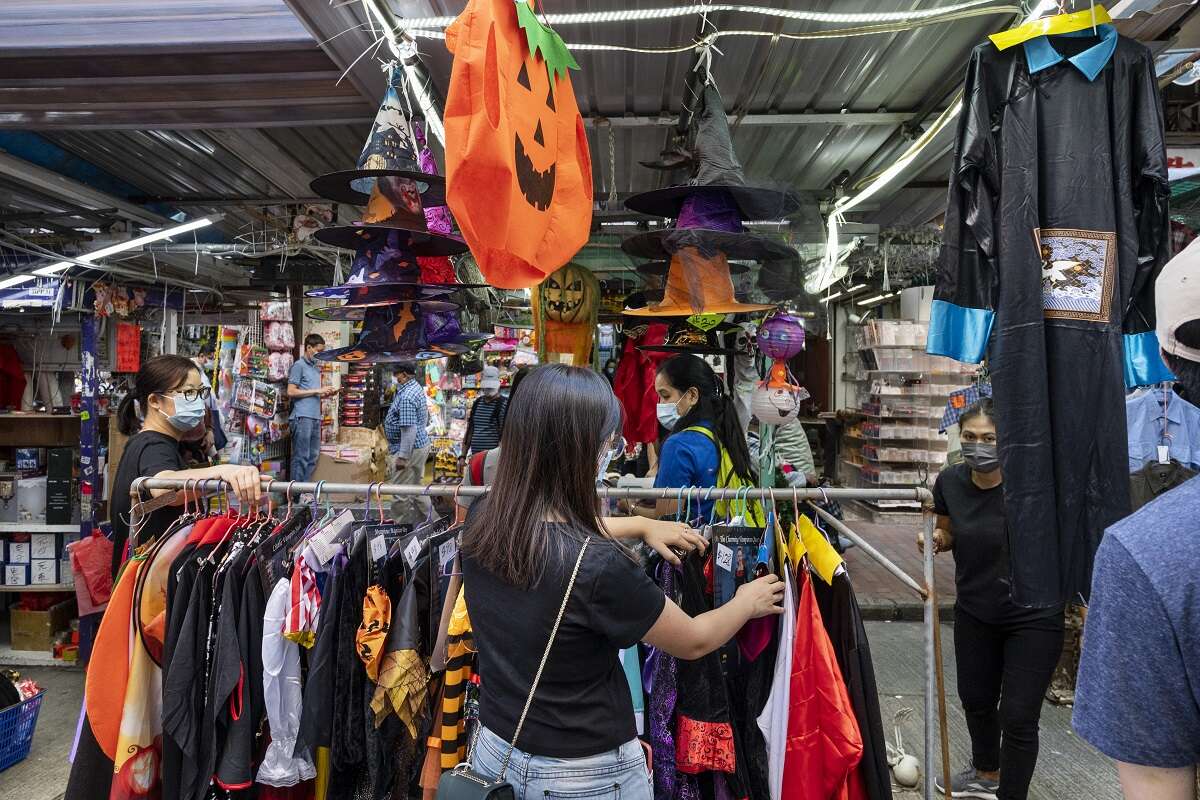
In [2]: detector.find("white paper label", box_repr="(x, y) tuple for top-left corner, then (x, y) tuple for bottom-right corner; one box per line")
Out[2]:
(715, 543), (734, 572)
(404, 536), (422, 568)
(370, 535), (387, 562)
(439, 539), (458, 569)
(1158, 445), (1170, 464)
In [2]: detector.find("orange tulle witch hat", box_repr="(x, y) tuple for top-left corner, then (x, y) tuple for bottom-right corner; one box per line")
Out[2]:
(623, 248), (774, 317)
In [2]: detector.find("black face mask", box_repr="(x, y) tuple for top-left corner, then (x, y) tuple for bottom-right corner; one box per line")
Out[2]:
(961, 442), (1001, 473)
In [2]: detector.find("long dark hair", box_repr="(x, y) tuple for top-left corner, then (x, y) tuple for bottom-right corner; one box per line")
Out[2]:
(116, 354), (199, 435)
(497, 365), (535, 436)
(463, 364), (622, 586)
(959, 396), (995, 429)
(656, 353), (756, 484)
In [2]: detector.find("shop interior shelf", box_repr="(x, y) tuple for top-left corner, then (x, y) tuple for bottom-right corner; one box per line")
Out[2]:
(0, 523), (80, 533)
(0, 584), (74, 593)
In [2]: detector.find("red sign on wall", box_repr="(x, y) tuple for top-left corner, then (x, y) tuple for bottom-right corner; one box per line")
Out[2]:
(115, 322), (141, 373)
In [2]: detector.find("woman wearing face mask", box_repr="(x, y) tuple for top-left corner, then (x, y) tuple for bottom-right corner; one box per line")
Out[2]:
(462, 365), (783, 799)
(110, 355), (262, 578)
(919, 398), (1064, 800)
(634, 353), (758, 521)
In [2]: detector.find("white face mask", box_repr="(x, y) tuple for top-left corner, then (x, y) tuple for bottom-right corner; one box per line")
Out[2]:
(656, 400), (682, 430)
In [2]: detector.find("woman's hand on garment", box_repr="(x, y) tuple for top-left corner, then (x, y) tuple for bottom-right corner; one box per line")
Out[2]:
(216, 464), (263, 509)
(640, 519), (707, 566)
(734, 574), (785, 619)
(917, 528), (953, 554)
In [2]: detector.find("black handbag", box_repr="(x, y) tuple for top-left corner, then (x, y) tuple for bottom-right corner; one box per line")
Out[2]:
(436, 538), (591, 800)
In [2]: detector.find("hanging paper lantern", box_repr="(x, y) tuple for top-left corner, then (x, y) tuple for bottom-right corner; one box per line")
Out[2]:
(757, 313), (805, 360)
(751, 382), (807, 427)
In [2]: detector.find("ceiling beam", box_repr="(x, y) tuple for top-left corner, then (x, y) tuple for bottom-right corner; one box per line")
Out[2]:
(0, 151), (165, 226)
(585, 111), (918, 128)
(280, 0), (388, 104)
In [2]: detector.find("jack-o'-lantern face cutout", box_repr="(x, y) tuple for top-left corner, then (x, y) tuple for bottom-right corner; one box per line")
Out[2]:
(445, 0), (593, 289)
(337, 350), (367, 362)
(512, 58), (558, 210)
(541, 262), (596, 324)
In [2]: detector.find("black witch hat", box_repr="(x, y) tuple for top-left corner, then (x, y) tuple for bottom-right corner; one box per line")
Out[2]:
(310, 70), (445, 207)
(623, 84), (807, 221)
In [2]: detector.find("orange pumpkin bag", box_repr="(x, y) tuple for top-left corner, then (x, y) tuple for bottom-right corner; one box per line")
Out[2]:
(444, 0), (593, 289)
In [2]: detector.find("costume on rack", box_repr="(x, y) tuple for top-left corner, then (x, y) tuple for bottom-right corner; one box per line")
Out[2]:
(928, 28), (1172, 606)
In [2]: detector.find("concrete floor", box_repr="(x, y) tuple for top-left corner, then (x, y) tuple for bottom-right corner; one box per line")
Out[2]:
(0, 667), (80, 800)
(0, 623), (1122, 800)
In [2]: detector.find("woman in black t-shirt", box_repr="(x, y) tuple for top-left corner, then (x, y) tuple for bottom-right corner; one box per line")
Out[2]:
(110, 355), (262, 576)
(919, 398), (1064, 800)
(461, 365), (783, 800)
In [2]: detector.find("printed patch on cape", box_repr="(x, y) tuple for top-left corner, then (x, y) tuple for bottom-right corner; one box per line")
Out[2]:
(1036, 228), (1116, 322)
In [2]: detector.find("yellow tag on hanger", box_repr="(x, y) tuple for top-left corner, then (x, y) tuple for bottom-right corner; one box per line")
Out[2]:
(797, 515), (844, 585)
(989, 5), (1112, 50)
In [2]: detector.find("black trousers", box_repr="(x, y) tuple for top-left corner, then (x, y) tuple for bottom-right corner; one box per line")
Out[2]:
(953, 606), (1064, 800)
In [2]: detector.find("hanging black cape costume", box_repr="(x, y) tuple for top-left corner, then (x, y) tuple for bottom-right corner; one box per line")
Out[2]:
(928, 28), (1172, 607)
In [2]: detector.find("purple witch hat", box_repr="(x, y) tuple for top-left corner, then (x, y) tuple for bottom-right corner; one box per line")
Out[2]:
(306, 230), (483, 301)
(316, 302), (492, 364)
(621, 192), (797, 262)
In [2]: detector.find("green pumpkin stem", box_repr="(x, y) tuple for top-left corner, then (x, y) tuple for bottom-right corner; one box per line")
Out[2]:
(515, 0), (580, 88)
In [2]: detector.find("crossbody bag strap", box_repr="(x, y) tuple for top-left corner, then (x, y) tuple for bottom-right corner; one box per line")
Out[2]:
(495, 536), (590, 781)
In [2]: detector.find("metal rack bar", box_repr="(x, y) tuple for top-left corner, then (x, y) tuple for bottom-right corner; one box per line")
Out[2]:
(130, 476), (946, 800)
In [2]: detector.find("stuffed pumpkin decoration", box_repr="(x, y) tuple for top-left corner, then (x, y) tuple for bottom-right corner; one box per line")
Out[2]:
(444, 0), (593, 290)
(533, 262), (599, 366)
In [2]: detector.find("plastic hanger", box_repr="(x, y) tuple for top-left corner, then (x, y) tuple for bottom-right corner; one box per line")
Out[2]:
(989, 3), (1110, 50)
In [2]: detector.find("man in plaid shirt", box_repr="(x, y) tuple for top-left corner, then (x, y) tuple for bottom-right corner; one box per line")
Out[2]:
(385, 361), (432, 522)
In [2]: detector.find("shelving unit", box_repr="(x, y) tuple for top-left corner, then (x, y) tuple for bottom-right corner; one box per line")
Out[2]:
(0, 523), (79, 533)
(838, 319), (977, 521)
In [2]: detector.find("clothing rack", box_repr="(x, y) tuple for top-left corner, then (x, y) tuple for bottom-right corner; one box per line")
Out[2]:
(131, 477), (950, 800)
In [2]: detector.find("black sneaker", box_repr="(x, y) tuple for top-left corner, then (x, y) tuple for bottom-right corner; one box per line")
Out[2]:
(933, 768), (999, 799)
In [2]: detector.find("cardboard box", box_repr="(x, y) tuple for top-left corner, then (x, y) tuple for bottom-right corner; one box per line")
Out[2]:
(10, 599), (76, 653)
(8, 540), (30, 564)
(30, 533), (59, 560)
(46, 479), (74, 525)
(4, 564), (29, 586)
(311, 426), (388, 501)
(47, 448), (74, 481)
(30, 559), (57, 585)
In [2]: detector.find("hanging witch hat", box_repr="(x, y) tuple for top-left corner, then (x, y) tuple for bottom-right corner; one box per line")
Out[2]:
(623, 83), (807, 221)
(317, 302), (492, 364)
(306, 230), (483, 302)
(310, 68), (446, 207)
(621, 84), (805, 317)
(636, 315), (747, 355)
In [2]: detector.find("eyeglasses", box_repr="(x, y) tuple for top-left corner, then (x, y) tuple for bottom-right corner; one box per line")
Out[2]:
(166, 386), (212, 402)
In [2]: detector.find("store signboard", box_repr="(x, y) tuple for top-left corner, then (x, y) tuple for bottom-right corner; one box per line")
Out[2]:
(0, 277), (62, 309)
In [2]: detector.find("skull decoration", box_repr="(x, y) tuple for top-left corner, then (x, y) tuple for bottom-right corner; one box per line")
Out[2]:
(444, 0), (593, 289)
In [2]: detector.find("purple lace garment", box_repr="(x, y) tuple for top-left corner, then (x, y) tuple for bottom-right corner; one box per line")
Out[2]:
(647, 562), (700, 800)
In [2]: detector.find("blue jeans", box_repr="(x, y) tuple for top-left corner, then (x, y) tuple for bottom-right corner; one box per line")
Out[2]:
(470, 726), (652, 800)
(290, 416), (321, 481)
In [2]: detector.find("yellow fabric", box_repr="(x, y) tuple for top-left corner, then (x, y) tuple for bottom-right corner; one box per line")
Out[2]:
(315, 746), (330, 800)
(989, 6), (1111, 50)
(796, 515), (844, 585)
(441, 587), (477, 769)
(684, 426), (766, 526)
(370, 649), (430, 737)
(356, 585), (392, 681)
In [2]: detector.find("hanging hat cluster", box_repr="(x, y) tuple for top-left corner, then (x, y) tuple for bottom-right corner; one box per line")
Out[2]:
(306, 69), (490, 363)
(444, 0), (593, 290)
(751, 313), (809, 427)
(623, 82), (809, 321)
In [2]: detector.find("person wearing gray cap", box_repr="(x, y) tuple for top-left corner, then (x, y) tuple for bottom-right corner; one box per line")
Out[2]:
(1073, 239), (1200, 800)
(464, 365), (508, 456)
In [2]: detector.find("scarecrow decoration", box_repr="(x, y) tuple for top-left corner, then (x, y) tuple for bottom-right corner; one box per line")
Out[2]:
(532, 261), (600, 366)
(444, 0), (593, 289)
